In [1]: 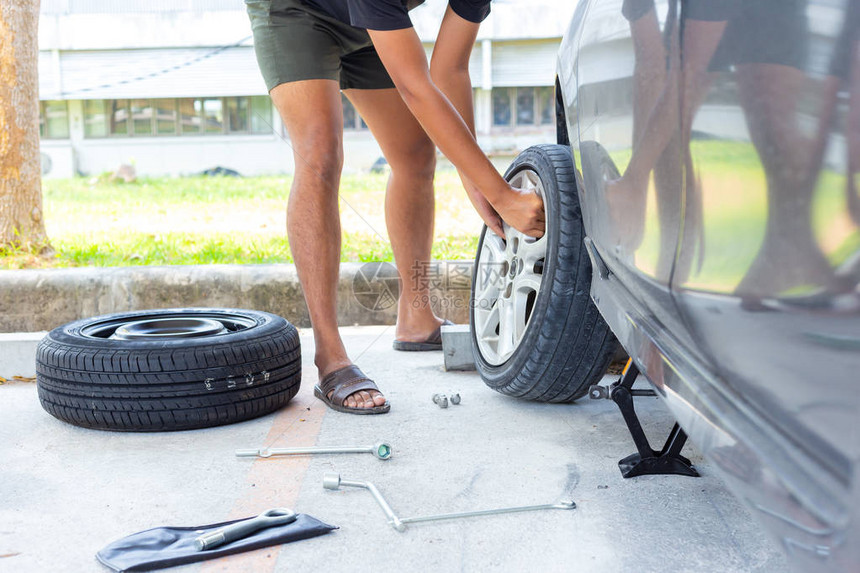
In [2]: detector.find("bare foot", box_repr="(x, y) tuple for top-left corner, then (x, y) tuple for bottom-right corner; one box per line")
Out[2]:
(318, 360), (387, 410)
(394, 315), (445, 343)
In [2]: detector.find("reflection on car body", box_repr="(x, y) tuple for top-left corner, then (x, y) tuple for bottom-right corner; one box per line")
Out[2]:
(558, 0), (860, 569)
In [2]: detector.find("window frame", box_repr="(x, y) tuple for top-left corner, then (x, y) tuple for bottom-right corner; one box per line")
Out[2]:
(491, 86), (557, 131)
(341, 95), (368, 131)
(82, 97), (274, 138)
(39, 100), (71, 140)
(492, 87), (514, 128)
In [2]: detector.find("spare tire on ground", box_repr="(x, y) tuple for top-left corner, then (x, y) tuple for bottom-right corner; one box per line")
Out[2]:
(36, 308), (301, 432)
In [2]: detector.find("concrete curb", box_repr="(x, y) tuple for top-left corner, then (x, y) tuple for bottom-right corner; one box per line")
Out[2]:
(0, 261), (475, 333)
(0, 332), (46, 378)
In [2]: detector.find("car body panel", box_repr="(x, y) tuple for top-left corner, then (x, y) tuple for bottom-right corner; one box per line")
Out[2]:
(566, 0), (708, 365)
(556, 1), (860, 570)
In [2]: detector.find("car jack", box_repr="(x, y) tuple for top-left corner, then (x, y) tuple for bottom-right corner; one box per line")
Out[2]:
(590, 359), (699, 478)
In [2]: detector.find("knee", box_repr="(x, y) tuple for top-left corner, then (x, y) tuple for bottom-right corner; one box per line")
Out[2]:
(416, 137), (437, 175)
(293, 134), (344, 185)
(390, 136), (436, 182)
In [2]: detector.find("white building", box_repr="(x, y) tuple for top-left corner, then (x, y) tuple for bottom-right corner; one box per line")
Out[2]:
(37, 0), (578, 178)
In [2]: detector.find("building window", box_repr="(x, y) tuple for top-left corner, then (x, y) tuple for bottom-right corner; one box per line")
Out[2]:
(492, 89), (512, 127)
(131, 99), (154, 136)
(341, 95), (368, 130)
(492, 86), (556, 129)
(83, 100), (107, 137)
(178, 99), (199, 135)
(155, 99), (177, 135)
(83, 97), (273, 138)
(39, 100), (70, 139)
(227, 96), (272, 134)
(201, 98), (224, 134)
(227, 97), (249, 132)
(516, 87), (535, 125)
(110, 100), (129, 136)
(250, 96), (272, 133)
(538, 86), (554, 125)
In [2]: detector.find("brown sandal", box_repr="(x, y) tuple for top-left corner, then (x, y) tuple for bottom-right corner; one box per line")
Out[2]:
(392, 320), (453, 352)
(313, 365), (390, 415)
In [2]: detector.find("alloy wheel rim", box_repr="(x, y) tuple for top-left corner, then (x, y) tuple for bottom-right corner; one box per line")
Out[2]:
(473, 169), (548, 365)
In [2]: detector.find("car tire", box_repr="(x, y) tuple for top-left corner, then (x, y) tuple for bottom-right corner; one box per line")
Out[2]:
(470, 144), (618, 402)
(36, 308), (301, 431)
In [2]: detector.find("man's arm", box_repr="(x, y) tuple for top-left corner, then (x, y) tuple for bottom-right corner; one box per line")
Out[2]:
(368, 25), (545, 238)
(429, 7), (504, 236)
(429, 6), (478, 133)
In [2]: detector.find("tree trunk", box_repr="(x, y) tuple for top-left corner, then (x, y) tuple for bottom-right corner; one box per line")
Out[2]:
(0, 0), (49, 251)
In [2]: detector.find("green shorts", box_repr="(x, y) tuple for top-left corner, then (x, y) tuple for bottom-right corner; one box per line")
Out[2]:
(244, 0), (396, 92)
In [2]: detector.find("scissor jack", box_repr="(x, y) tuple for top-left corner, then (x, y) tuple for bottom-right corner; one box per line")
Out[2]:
(589, 359), (699, 478)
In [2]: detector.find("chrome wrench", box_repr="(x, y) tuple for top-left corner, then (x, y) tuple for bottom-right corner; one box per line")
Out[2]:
(194, 508), (297, 550)
(236, 441), (392, 461)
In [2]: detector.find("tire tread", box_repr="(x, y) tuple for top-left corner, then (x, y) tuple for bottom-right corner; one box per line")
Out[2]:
(35, 309), (301, 431)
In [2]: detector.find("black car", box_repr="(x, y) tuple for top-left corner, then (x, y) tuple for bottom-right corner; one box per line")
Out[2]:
(470, 1), (860, 570)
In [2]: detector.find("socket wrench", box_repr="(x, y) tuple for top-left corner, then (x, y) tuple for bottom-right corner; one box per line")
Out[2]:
(323, 473), (406, 531)
(236, 441), (392, 460)
(322, 473), (575, 532)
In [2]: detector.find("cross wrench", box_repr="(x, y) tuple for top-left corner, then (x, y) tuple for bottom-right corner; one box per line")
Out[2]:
(236, 442), (392, 461)
(322, 473), (575, 532)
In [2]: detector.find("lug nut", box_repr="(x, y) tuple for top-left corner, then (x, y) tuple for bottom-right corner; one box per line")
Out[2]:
(432, 393), (449, 408)
(450, 393), (461, 405)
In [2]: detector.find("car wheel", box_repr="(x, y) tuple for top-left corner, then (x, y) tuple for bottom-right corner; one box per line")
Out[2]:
(470, 144), (618, 402)
(36, 308), (301, 431)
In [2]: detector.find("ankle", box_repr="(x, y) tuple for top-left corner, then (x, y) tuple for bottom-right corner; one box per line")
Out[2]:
(396, 306), (442, 335)
(313, 341), (350, 377)
(315, 356), (352, 378)
(399, 292), (435, 315)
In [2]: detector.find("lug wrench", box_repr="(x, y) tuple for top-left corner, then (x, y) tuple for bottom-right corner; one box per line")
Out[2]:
(236, 442), (392, 460)
(322, 473), (575, 532)
(194, 508), (297, 550)
(323, 473), (406, 531)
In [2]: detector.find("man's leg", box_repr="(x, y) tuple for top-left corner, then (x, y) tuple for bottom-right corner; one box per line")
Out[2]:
(269, 79), (385, 410)
(344, 88), (443, 341)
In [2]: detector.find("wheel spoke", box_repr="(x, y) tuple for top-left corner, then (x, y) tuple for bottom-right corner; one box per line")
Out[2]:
(475, 258), (505, 296)
(513, 273), (543, 295)
(477, 302), (500, 340)
(512, 274), (542, 340)
(503, 225), (517, 257)
(496, 297), (516, 360)
(510, 169), (541, 194)
(518, 236), (547, 267)
(482, 232), (506, 262)
(472, 166), (547, 367)
(475, 267), (500, 299)
(521, 170), (540, 192)
(476, 280), (501, 304)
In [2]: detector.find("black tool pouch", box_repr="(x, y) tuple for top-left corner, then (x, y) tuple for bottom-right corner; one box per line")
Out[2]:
(96, 513), (337, 572)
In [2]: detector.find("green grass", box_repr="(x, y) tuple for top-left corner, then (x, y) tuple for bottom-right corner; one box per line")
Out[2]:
(3, 140), (857, 283)
(42, 173), (293, 204)
(1, 170), (484, 269)
(0, 232), (479, 268)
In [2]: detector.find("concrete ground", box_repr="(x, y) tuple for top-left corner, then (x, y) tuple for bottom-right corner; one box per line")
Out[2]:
(1, 326), (788, 573)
